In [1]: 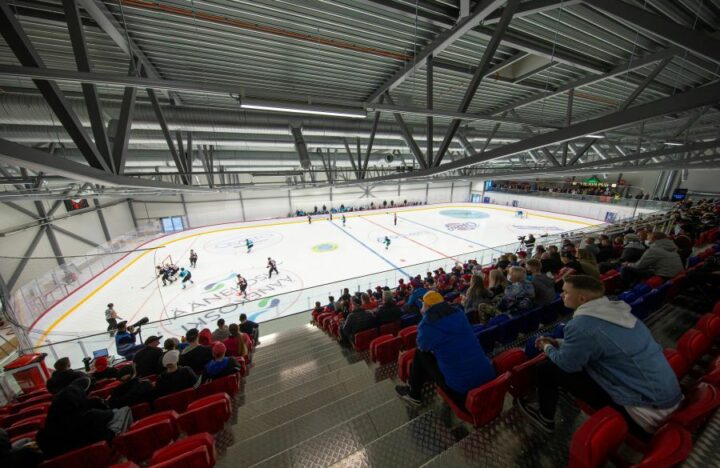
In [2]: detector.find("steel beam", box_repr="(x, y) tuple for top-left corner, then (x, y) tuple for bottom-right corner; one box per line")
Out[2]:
(291, 126), (312, 170)
(363, 105), (381, 178)
(3, 201), (39, 219)
(7, 226), (47, 290)
(127, 199), (138, 229)
(426, 54), (434, 168)
(93, 198), (111, 241)
(618, 56), (672, 111)
(385, 93), (428, 169)
(366, 0), (504, 102)
(53, 224), (101, 248)
(343, 139), (360, 179)
(146, 88), (189, 185)
(585, 0), (720, 66)
(111, 62), (139, 175)
(562, 88), (574, 165)
(434, 0), (520, 166)
(484, 0), (581, 25)
(0, 2), (111, 173)
(366, 103), (557, 128)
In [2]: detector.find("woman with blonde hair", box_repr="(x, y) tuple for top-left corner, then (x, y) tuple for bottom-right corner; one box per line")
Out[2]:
(487, 269), (508, 296)
(462, 274), (493, 314)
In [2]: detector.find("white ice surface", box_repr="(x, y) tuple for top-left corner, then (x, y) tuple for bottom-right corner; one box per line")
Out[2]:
(28, 203), (601, 363)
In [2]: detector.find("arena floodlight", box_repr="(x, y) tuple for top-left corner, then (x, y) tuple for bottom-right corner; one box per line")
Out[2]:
(664, 142), (684, 146)
(240, 98), (367, 119)
(586, 134), (605, 138)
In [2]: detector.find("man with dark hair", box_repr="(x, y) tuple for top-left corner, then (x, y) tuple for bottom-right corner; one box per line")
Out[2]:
(212, 318), (230, 342)
(178, 328), (213, 374)
(239, 313), (260, 346)
(339, 298), (377, 347)
(519, 275), (681, 436)
(133, 335), (164, 377)
(526, 259), (555, 306)
(108, 364), (154, 409)
(46, 357), (86, 394)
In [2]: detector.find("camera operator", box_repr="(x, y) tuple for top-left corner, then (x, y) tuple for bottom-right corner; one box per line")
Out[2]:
(525, 234), (536, 254)
(115, 321), (144, 359)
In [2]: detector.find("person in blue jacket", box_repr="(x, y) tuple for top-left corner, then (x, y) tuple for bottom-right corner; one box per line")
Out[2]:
(518, 275), (682, 436)
(395, 291), (495, 407)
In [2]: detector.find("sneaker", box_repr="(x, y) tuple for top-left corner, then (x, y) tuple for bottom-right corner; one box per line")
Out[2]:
(395, 385), (422, 406)
(517, 399), (555, 433)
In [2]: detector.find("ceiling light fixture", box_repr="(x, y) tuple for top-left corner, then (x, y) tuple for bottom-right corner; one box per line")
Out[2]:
(586, 134), (605, 138)
(664, 142), (684, 146)
(240, 98), (366, 119)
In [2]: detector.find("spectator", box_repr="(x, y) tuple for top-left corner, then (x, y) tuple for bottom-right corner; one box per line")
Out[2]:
(133, 335), (163, 378)
(577, 249), (601, 279)
(211, 319), (230, 342)
(619, 233), (647, 263)
(326, 296), (336, 312)
(375, 290), (403, 324)
(533, 245), (546, 260)
(154, 350), (198, 399)
(555, 252), (584, 286)
(543, 245), (563, 274)
(462, 274), (494, 315)
(404, 278), (428, 314)
(622, 232), (684, 285)
(239, 313), (260, 346)
(596, 236), (614, 263)
(198, 328), (213, 346)
(339, 300), (378, 347)
(526, 259), (555, 306)
(395, 292), (495, 407)
(114, 321), (143, 359)
(179, 328), (213, 375)
(91, 356), (118, 381)
(360, 292), (377, 311)
(518, 276), (681, 437)
(108, 364), (154, 409)
(582, 237), (599, 258)
(311, 301), (324, 323)
(500, 266), (535, 316)
(487, 269), (508, 297)
(203, 342), (242, 382)
(672, 233), (693, 266)
(47, 357), (86, 395)
(223, 323), (249, 361)
(161, 337), (178, 364)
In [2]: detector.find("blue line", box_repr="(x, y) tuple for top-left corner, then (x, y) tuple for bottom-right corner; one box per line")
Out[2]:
(329, 221), (411, 277)
(398, 216), (507, 255)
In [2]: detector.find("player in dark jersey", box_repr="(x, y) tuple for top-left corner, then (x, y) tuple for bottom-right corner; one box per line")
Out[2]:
(236, 274), (248, 298)
(267, 257), (279, 278)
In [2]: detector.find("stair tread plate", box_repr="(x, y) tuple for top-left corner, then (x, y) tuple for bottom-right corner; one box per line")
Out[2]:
(246, 355), (356, 394)
(250, 340), (344, 375)
(253, 332), (333, 361)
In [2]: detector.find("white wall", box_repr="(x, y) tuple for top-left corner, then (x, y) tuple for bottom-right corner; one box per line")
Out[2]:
(679, 168), (720, 193)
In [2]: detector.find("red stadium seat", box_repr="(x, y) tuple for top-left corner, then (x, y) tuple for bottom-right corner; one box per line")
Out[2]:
(93, 379), (117, 390)
(697, 313), (720, 340)
(178, 393), (231, 435)
(11, 393), (53, 413)
(713, 301), (720, 316)
(130, 403), (152, 421)
(88, 381), (122, 399)
(369, 335), (402, 365)
(148, 445), (212, 468)
(7, 415), (45, 438)
(379, 320), (401, 336)
(353, 328), (378, 352)
(663, 348), (690, 380)
(632, 423), (693, 468)
(197, 373), (240, 399)
(149, 433), (215, 467)
(398, 325), (418, 350)
(108, 463), (140, 468)
(153, 387), (196, 413)
(669, 383), (720, 432)
(644, 276), (664, 289)
(601, 271), (622, 295)
(10, 429), (38, 444)
(462, 371), (511, 426)
(676, 329), (712, 365)
(701, 366), (720, 387)
(14, 389), (50, 403)
(38, 441), (114, 468)
(568, 407), (628, 468)
(508, 353), (546, 398)
(397, 348), (416, 383)
(492, 348), (527, 374)
(131, 410), (181, 440)
(2, 403), (50, 428)
(113, 420), (176, 463)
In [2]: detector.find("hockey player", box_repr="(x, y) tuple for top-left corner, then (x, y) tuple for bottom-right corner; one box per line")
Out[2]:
(189, 250), (198, 268)
(178, 267), (194, 289)
(246, 238), (254, 253)
(308, 215), (312, 224)
(342, 215), (346, 227)
(383, 236), (391, 250)
(267, 257), (279, 278)
(104, 303), (122, 337)
(394, 213), (397, 226)
(236, 274), (248, 298)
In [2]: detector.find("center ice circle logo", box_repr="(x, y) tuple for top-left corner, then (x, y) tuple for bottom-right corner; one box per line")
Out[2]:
(203, 230), (282, 254)
(312, 242), (338, 253)
(439, 209), (490, 219)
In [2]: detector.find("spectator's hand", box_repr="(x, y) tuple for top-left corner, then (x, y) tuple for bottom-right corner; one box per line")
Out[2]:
(535, 337), (559, 350)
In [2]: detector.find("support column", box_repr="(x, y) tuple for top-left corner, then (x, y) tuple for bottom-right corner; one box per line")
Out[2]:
(180, 194), (190, 227)
(288, 190), (292, 214)
(650, 171), (665, 199)
(35, 201), (64, 265)
(450, 182), (455, 202)
(127, 198), (138, 229)
(425, 183), (430, 204)
(239, 192), (246, 221)
(93, 199), (112, 242)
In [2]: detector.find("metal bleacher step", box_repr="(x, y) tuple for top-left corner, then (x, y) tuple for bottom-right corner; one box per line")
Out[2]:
(235, 362), (372, 418)
(220, 379), (396, 467)
(249, 337), (342, 372)
(252, 329), (331, 361)
(329, 408), (469, 468)
(247, 342), (345, 381)
(250, 398), (420, 468)
(245, 354), (358, 395)
(234, 368), (379, 440)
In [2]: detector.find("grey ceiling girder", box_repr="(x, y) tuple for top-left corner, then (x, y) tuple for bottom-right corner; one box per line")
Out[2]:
(384, 93), (428, 169)
(7, 225), (47, 291)
(365, 0), (505, 102)
(146, 88), (190, 185)
(567, 139), (595, 166)
(62, 0), (113, 173)
(110, 63), (138, 175)
(291, 126), (312, 170)
(363, 106), (381, 178)
(618, 56), (673, 112)
(342, 138), (360, 179)
(0, 2), (111, 173)
(434, 0), (520, 167)
(585, 0), (720, 66)
(427, 54), (434, 168)
(457, 131), (477, 156)
(562, 88), (574, 165)
(484, 0), (582, 25)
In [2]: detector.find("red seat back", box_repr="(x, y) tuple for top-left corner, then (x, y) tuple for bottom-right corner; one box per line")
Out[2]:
(464, 372), (511, 426)
(148, 445), (212, 468)
(89, 381), (122, 399)
(676, 329), (712, 365)
(633, 423), (693, 468)
(153, 387), (196, 413)
(15, 389), (50, 403)
(379, 321), (401, 336)
(398, 325), (418, 350)
(178, 393), (232, 435)
(113, 420), (175, 463)
(701, 366), (720, 387)
(697, 313), (720, 340)
(353, 328), (378, 352)
(369, 335), (402, 365)
(492, 348), (527, 374)
(713, 301), (720, 316)
(12, 394), (53, 413)
(2, 403), (50, 427)
(197, 373), (240, 399)
(644, 276), (664, 288)
(7, 415), (45, 438)
(131, 410), (181, 440)
(669, 382), (720, 432)
(397, 348), (416, 383)
(38, 441), (113, 468)
(130, 402), (152, 421)
(568, 407), (628, 468)
(149, 432), (215, 467)
(508, 353), (546, 398)
(663, 348), (690, 380)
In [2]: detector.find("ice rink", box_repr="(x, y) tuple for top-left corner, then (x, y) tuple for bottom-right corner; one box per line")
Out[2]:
(28, 203), (601, 362)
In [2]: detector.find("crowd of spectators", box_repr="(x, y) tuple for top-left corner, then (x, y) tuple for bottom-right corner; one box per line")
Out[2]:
(489, 181), (695, 201)
(293, 199), (425, 217)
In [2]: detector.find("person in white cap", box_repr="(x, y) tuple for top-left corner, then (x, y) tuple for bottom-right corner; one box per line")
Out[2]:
(154, 350), (198, 399)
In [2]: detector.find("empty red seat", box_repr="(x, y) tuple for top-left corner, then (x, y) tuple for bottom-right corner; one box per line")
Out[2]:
(697, 313), (720, 340)
(2, 403), (50, 428)
(676, 329), (712, 365)
(39, 441), (114, 468)
(713, 301), (720, 316)
(568, 407), (628, 468)
(353, 328), (378, 352)
(492, 348), (527, 374)
(461, 371), (511, 426)
(669, 382), (720, 432)
(108, 463), (140, 468)
(89, 381), (122, 399)
(197, 373), (240, 399)
(12, 394), (53, 413)
(130, 402), (152, 421)
(178, 393), (231, 435)
(328, 320), (340, 338)
(633, 423), (693, 468)
(663, 348), (690, 380)
(14, 389), (50, 403)
(397, 348), (416, 382)
(153, 387), (196, 413)
(644, 276), (664, 289)
(379, 320), (401, 336)
(148, 444), (212, 468)
(701, 366), (720, 387)
(601, 272), (622, 295)
(131, 410), (181, 440)
(369, 335), (402, 365)
(10, 429), (38, 444)
(398, 325), (418, 350)
(113, 420), (175, 463)
(7, 415), (45, 438)
(149, 432), (215, 467)
(508, 353), (546, 399)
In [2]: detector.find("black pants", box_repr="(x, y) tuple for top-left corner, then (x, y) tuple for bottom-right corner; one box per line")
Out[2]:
(106, 318), (117, 332)
(190, 258), (197, 267)
(620, 266), (653, 287)
(250, 327), (260, 345)
(268, 266), (278, 278)
(536, 360), (651, 438)
(685, 271), (720, 300)
(408, 350), (465, 408)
